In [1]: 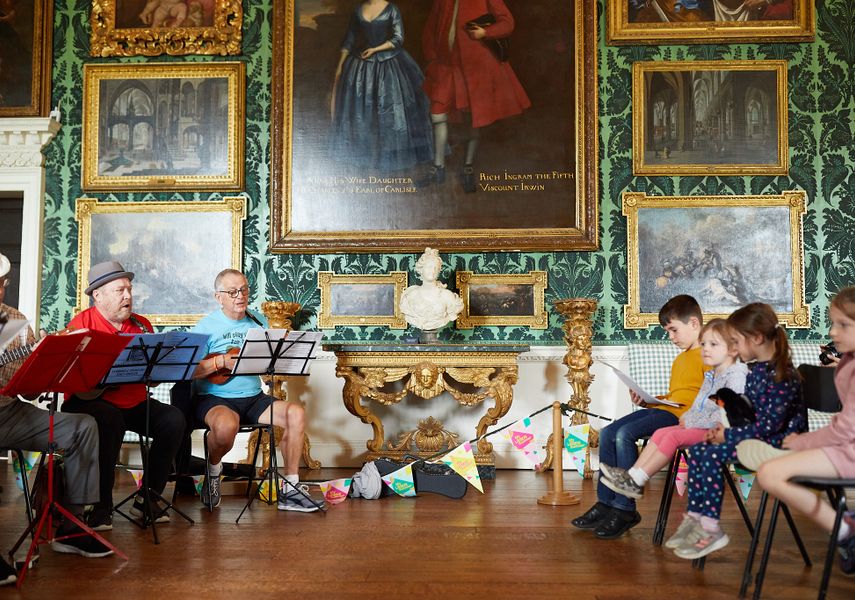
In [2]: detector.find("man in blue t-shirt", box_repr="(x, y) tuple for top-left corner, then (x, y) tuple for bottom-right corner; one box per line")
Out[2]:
(192, 268), (321, 512)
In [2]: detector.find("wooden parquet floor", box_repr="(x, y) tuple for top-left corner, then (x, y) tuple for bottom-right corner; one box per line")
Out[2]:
(1, 464), (854, 599)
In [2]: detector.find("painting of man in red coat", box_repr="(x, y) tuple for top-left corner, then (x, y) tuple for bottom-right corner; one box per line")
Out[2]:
(421, 0), (531, 193)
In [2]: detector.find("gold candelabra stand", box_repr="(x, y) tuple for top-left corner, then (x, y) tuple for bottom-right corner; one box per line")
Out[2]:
(540, 297), (597, 478)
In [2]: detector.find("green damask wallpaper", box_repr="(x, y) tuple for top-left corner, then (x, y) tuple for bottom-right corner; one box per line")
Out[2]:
(39, 0), (854, 345)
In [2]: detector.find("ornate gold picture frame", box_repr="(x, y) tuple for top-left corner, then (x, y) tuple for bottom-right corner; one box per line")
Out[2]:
(623, 191), (808, 329)
(82, 62), (245, 191)
(317, 272), (408, 329)
(456, 271), (548, 329)
(633, 60), (788, 177)
(75, 196), (247, 326)
(270, 0), (599, 253)
(0, 0), (52, 116)
(608, 0), (814, 45)
(90, 0), (242, 57)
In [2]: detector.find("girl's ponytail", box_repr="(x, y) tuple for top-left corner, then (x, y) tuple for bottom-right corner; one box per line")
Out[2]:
(727, 302), (795, 383)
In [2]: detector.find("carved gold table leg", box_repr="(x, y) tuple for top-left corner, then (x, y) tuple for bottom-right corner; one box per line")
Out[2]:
(540, 298), (598, 477)
(473, 367), (517, 458)
(338, 366), (387, 453)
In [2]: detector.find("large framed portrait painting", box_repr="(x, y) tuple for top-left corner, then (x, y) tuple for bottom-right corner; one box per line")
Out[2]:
(271, 0), (599, 252)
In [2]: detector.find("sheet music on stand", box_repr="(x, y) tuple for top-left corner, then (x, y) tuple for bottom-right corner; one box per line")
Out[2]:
(232, 329), (323, 377)
(101, 331), (211, 385)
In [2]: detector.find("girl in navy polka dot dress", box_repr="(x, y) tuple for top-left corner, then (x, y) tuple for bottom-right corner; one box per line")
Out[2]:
(668, 303), (805, 559)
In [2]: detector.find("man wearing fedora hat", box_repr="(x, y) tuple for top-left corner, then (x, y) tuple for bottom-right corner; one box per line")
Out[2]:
(62, 261), (185, 530)
(0, 254), (112, 581)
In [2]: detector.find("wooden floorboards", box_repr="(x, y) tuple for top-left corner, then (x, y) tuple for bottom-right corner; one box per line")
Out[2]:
(1, 464), (854, 599)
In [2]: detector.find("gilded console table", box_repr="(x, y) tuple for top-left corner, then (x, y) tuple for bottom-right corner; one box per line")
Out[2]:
(324, 343), (530, 479)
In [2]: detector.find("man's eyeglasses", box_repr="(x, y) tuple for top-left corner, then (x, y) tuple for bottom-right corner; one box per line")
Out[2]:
(217, 286), (250, 298)
(0, 277), (7, 288)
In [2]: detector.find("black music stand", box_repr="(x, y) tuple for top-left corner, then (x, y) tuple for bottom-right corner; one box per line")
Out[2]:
(102, 331), (209, 544)
(2, 330), (131, 587)
(230, 329), (325, 523)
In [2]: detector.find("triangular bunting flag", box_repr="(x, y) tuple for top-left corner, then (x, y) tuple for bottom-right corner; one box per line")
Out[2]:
(23, 451), (41, 471)
(441, 442), (483, 493)
(734, 466), (755, 500)
(259, 479), (278, 502)
(128, 469), (144, 490)
(675, 454), (689, 497)
(500, 417), (543, 469)
(192, 475), (206, 496)
(569, 450), (586, 478)
(12, 457), (24, 492)
(381, 464), (417, 497)
(320, 478), (353, 504)
(563, 424), (589, 455)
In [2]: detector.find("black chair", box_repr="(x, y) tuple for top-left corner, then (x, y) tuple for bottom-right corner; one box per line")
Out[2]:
(739, 365), (847, 600)
(169, 381), (278, 515)
(651, 446), (756, 570)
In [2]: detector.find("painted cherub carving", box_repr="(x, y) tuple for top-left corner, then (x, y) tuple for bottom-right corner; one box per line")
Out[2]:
(139, 0), (188, 28)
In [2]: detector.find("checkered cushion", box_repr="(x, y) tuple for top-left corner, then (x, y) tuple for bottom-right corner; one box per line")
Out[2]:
(628, 343), (680, 399)
(627, 342), (833, 431)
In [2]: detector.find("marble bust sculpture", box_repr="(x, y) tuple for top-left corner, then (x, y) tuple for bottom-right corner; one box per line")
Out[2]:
(400, 248), (464, 332)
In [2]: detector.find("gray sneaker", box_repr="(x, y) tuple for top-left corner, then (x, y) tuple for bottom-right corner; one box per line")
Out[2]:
(600, 471), (644, 499)
(599, 463), (627, 481)
(674, 524), (730, 560)
(277, 485), (324, 512)
(665, 514), (699, 549)
(201, 473), (221, 509)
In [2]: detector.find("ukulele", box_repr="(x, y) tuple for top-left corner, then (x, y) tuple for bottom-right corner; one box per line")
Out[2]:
(204, 347), (240, 385)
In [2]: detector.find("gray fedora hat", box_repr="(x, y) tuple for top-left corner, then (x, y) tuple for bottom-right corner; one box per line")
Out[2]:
(85, 261), (134, 295)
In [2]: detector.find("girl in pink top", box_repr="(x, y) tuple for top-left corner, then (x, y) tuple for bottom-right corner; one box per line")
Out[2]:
(750, 286), (855, 574)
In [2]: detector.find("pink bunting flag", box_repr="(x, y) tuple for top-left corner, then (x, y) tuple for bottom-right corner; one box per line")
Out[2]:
(381, 465), (417, 497)
(128, 469), (145, 490)
(441, 442), (483, 493)
(500, 417), (543, 469)
(319, 478), (352, 504)
(675, 454), (689, 497)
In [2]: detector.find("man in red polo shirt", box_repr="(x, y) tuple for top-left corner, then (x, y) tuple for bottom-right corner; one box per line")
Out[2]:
(62, 261), (185, 530)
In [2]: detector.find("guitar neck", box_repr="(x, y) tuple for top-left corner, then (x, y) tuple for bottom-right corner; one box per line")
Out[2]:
(0, 342), (34, 368)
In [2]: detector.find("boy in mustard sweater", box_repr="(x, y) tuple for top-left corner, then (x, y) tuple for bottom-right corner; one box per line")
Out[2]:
(571, 295), (706, 539)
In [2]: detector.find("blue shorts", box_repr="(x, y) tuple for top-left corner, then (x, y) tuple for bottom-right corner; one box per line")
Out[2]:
(195, 392), (275, 425)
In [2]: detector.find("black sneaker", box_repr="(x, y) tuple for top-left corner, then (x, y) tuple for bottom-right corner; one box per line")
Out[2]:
(87, 507), (113, 531)
(0, 558), (16, 586)
(201, 473), (221, 509)
(51, 525), (114, 558)
(130, 498), (170, 523)
(570, 502), (612, 530)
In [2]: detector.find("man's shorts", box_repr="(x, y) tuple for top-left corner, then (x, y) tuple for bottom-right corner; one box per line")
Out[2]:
(195, 392), (276, 425)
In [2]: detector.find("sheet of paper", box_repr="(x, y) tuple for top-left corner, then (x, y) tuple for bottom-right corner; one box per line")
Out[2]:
(103, 332), (211, 384)
(597, 359), (682, 408)
(233, 330), (324, 376)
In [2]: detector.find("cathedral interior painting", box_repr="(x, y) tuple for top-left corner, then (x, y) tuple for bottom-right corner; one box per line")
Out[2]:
(97, 76), (229, 178)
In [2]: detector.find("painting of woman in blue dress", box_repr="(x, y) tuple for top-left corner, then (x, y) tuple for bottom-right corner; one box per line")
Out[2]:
(329, 0), (433, 172)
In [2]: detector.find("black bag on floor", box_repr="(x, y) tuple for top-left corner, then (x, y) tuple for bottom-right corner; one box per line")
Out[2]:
(373, 458), (468, 499)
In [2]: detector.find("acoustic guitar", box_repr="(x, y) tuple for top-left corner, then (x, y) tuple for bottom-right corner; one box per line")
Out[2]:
(204, 347), (240, 385)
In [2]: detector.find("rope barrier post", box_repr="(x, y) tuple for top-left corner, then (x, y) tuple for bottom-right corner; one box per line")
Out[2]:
(537, 402), (580, 506)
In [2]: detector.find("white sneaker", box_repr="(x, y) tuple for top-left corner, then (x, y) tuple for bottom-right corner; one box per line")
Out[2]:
(664, 514), (699, 549)
(674, 523), (730, 560)
(736, 439), (790, 471)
